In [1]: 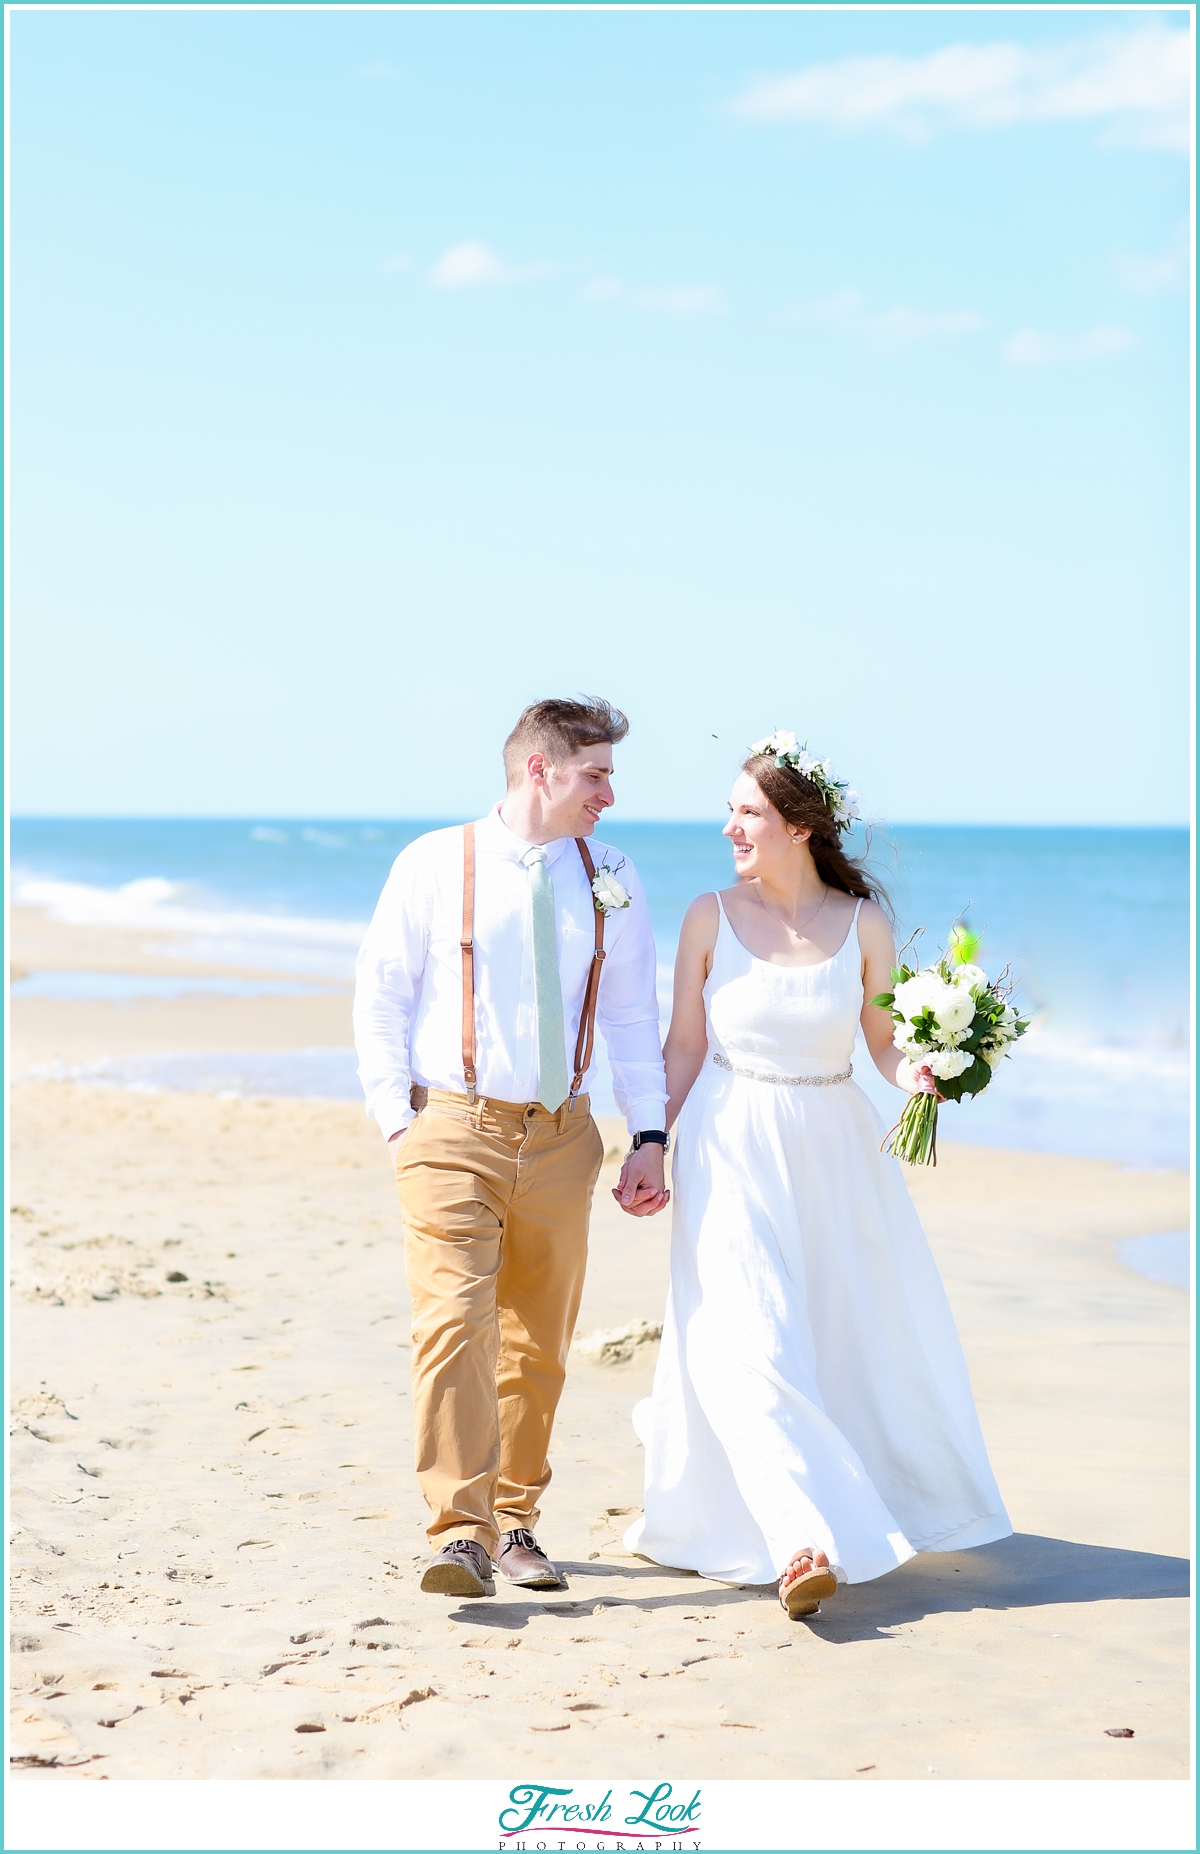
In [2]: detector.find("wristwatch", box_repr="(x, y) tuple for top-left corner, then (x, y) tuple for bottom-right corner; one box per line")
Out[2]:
(631, 1130), (670, 1153)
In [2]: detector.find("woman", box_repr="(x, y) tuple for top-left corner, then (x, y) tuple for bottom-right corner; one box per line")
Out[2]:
(624, 735), (1011, 1619)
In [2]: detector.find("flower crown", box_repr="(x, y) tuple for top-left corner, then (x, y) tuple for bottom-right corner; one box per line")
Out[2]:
(748, 730), (861, 835)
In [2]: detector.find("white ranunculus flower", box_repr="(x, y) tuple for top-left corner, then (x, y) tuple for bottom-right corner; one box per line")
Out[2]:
(750, 735), (774, 756)
(592, 868), (630, 914)
(926, 1048), (974, 1080)
(932, 986), (976, 1035)
(773, 729), (798, 755)
(982, 1045), (1008, 1068)
(951, 962), (988, 993)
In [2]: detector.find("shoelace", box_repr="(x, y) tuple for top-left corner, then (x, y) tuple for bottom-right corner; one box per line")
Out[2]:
(503, 1528), (543, 1554)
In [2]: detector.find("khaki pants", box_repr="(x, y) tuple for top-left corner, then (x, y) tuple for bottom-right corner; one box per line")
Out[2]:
(395, 1088), (605, 1558)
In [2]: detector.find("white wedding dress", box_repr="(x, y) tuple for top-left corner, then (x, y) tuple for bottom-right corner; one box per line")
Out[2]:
(625, 895), (1012, 1587)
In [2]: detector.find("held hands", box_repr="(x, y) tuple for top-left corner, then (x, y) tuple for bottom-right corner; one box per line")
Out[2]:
(613, 1145), (670, 1218)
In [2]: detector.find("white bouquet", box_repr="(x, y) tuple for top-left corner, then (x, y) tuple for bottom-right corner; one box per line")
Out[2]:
(871, 925), (1029, 1166)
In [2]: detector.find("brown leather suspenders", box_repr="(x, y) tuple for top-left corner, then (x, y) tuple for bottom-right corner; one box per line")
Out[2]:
(460, 826), (606, 1110)
(461, 822), (478, 1102)
(568, 837), (606, 1104)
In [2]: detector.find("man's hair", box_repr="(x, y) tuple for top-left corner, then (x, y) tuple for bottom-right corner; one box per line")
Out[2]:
(503, 696), (630, 789)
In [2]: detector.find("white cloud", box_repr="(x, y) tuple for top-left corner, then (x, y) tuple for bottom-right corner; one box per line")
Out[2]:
(789, 287), (984, 347)
(1003, 324), (1139, 366)
(427, 242), (550, 289)
(730, 24), (1191, 151)
(580, 275), (725, 315)
(1113, 219), (1190, 294)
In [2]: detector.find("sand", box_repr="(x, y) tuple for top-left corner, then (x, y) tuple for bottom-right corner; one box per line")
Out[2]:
(7, 906), (1191, 1786)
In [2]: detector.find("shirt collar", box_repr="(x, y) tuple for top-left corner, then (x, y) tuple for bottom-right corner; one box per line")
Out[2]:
(476, 805), (572, 866)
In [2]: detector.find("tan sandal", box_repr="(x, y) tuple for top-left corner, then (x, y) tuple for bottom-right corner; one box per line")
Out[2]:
(779, 1552), (838, 1619)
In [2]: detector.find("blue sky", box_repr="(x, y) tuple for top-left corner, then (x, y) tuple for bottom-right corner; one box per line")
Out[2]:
(9, 6), (1192, 823)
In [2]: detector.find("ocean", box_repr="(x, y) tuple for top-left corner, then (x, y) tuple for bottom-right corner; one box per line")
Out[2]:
(11, 817), (1192, 1172)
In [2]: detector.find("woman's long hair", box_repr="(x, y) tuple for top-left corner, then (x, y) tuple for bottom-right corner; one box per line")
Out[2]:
(739, 753), (892, 917)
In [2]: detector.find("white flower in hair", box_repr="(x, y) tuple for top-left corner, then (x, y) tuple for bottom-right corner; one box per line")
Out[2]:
(747, 729), (860, 835)
(592, 865), (631, 915)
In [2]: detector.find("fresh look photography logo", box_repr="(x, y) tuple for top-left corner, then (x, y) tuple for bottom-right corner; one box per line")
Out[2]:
(498, 1782), (702, 1848)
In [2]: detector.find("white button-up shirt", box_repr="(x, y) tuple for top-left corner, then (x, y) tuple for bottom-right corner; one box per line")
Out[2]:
(353, 806), (667, 1140)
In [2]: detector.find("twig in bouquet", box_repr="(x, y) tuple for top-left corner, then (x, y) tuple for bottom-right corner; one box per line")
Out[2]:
(895, 925), (924, 968)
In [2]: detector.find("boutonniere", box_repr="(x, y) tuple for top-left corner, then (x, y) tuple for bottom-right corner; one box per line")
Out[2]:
(592, 863), (631, 916)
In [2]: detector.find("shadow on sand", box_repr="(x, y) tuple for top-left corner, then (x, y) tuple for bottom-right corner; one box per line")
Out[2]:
(802, 1532), (1190, 1644)
(449, 1534), (1189, 1639)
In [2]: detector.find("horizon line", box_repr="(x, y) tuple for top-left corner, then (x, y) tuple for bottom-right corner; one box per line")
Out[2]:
(9, 814), (1192, 832)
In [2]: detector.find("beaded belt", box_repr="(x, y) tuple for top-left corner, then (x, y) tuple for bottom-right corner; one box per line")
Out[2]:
(712, 1052), (852, 1087)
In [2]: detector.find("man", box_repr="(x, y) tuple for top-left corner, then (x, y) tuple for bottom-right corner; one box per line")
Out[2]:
(354, 697), (669, 1598)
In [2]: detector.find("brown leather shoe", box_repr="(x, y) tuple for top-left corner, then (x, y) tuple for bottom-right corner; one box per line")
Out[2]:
(494, 1528), (565, 1589)
(420, 1538), (495, 1597)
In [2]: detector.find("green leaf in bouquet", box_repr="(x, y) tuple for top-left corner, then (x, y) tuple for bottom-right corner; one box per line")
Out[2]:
(936, 1055), (992, 1102)
(869, 991), (896, 1009)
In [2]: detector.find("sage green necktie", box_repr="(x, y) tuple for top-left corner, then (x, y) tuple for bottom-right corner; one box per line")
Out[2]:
(527, 846), (569, 1111)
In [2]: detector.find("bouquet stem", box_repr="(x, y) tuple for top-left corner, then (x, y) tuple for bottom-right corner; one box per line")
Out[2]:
(883, 1091), (939, 1167)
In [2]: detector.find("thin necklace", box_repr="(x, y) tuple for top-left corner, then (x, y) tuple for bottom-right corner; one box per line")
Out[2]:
(756, 882), (829, 940)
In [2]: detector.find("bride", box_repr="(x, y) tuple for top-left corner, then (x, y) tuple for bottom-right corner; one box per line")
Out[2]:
(623, 735), (1012, 1619)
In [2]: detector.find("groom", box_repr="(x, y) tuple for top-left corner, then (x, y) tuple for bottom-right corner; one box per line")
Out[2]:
(354, 697), (669, 1597)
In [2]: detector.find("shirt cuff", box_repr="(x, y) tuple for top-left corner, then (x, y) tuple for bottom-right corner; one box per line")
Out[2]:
(623, 1096), (668, 1138)
(372, 1093), (417, 1142)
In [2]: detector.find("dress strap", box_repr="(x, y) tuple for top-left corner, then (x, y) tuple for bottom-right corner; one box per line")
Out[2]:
(848, 895), (865, 965)
(714, 890), (729, 924)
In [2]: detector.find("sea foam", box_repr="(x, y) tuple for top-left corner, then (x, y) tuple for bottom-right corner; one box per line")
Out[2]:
(14, 874), (366, 978)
